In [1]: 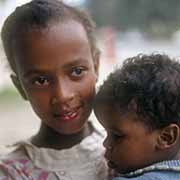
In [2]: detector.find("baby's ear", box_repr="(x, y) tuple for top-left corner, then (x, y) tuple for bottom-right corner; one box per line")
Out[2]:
(156, 124), (180, 150)
(10, 74), (28, 100)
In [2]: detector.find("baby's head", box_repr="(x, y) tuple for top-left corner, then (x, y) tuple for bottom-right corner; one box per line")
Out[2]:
(94, 54), (180, 174)
(1, 0), (100, 135)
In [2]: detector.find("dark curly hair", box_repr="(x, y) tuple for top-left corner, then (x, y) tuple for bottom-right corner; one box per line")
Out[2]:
(1, 0), (99, 74)
(95, 54), (180, 130)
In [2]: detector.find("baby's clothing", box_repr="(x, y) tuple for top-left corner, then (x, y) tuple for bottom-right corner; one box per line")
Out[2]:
(0, 120), (108, 180)
(114, 160), (180, 180)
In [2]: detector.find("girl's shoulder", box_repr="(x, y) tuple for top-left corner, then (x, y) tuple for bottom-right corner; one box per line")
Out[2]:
(0, 139), (108, 180)
(0, 117), (107, 180)
(88, 112), (106, 137)
(0, 144), (37, 180)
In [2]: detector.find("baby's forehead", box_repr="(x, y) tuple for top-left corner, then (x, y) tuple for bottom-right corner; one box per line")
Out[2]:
(96, 102), (144, 121)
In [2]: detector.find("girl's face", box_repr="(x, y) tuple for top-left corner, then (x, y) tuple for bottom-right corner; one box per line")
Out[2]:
(95, 104), (160, 174)
(13, 20), (99, 135)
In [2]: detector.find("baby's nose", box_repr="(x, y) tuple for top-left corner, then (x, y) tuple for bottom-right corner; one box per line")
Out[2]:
(103, 136), (113, 151)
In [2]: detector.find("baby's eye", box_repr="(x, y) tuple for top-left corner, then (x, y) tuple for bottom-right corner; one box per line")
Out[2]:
(112, 134), (121, 139)
(33, 76), (50, 86)
(111, 132), (125, 141)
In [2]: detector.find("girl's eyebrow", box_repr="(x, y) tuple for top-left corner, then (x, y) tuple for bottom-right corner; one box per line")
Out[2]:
(62, 58), (90, 69)
(23, 70), (50, 78)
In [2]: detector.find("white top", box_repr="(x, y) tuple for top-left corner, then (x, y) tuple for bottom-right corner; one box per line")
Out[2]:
(0, 120), (109, 180)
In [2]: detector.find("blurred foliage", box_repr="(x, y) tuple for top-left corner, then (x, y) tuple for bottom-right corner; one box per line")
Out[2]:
(86, 0), (180, 38)
(0, 0), (6, 3)
(0, 87), (23, 105)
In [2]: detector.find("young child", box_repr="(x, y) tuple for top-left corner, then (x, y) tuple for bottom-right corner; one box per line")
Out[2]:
(94, 54), (180, 180)
(0, 0), (108, 179)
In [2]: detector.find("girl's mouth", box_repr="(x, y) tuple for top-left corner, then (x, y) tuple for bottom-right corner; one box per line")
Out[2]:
(53, 108), (81, 122)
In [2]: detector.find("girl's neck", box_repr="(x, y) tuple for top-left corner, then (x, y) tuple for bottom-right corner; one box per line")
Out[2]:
(31, 122), (93, 150)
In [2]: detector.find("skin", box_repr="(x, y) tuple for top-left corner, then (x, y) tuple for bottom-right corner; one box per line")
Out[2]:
(94, 104), (180, 174)
(11, 20), (99, 149)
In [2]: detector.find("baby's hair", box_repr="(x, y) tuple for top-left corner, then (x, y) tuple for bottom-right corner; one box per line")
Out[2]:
(1, 0), (99, 73)
(95, 54), (180, 130)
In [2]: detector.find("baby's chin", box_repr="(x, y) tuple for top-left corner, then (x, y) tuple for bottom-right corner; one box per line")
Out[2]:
(107, 160), (117, 170)
(107, 161), (138, 175)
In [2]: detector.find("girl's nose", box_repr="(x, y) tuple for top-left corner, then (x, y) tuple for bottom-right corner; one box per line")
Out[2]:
(51, 80), (75, 105)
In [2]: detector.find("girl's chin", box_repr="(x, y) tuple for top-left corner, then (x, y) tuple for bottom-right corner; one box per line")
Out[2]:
(54, 127), (84, 135)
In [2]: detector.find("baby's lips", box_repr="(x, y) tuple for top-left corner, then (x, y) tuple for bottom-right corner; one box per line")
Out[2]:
(104, 150), (110, 161)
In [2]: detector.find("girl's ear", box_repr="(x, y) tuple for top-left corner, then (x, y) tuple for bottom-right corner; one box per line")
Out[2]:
(156, 124), (180, 150)
(10, 74), (28, 100)
(93, 51), (100, 81)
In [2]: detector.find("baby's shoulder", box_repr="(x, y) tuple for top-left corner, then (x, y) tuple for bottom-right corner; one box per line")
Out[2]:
(113, 173), (160, 180)
(113, 171), (180, 180)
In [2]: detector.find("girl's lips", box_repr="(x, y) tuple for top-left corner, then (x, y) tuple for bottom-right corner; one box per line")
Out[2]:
(60, 111), (78, 121)
(53, 107), (81, 122)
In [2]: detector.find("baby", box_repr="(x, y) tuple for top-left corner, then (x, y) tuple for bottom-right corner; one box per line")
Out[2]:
(94, 54), (180, 180)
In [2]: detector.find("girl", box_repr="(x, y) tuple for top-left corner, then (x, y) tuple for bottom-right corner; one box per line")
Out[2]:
(0, 0), (108, 179)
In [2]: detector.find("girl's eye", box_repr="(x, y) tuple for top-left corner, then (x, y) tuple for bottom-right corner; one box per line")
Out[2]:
(33, 76), (50, 86)
(71, 67), (86, 77)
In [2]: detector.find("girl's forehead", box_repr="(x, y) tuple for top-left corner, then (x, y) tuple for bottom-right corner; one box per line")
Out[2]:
(13, 20), (93, 75)
(20, 19), (88, 44)
(48, 19), (87, 37)
(14, 19), (90, 53)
